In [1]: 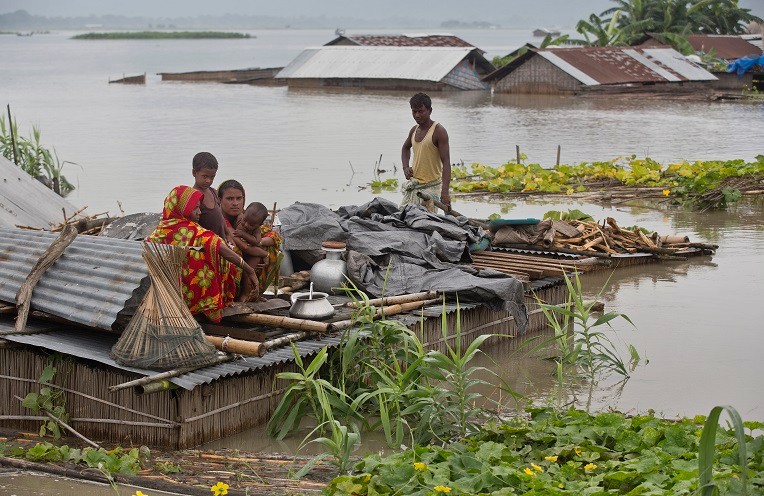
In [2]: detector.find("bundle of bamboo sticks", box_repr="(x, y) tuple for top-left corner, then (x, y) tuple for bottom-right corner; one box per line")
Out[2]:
(111, 243), (221, 370)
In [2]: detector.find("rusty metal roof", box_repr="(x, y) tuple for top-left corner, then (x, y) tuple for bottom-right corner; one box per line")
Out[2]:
(512, 46), (717, 85)
(0, 156), (83, 229)
(687, 35), (763, 60)
(0, 227), (147, 330)
(326, 34), (475, 48)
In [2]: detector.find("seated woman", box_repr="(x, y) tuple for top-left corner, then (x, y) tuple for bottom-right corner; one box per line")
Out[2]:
(146, 185), (260, 322)
(217, 179), (245, 244)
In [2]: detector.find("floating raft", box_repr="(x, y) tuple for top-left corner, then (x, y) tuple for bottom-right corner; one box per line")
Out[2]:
(109, 73), (146, 84)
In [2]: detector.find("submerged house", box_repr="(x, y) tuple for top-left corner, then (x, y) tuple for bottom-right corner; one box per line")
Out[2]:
(276, 45), (494, 91)
(639, 34), (763, 91)
(483, 46), (717, 95)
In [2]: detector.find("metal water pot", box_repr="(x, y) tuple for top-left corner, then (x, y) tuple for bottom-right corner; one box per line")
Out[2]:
(289, 291), (335, 320)
(310, 241), (347, 295)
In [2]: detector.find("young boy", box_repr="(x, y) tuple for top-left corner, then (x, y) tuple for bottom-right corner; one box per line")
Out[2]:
(233, 202), (279, 298)
(191, 152), (228, 241)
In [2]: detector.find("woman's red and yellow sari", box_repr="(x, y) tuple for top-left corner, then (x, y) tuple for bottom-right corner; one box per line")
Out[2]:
(147, 185), (240, 322)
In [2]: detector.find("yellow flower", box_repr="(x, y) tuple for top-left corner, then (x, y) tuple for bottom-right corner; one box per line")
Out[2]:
(414, 462), (428, 472)
(133, 492), (148, 496)
(211, 481), (229, 496)
(574, 447), (582, 456)
(523, 467), (535, 476)
(584, 463), (597, 472)
(545, 455), (558, 462)
(531, 463), (543, 472)
(434, 486), (452, 493)
(662, 189), (670, 196)
(363, 474), (372, 482)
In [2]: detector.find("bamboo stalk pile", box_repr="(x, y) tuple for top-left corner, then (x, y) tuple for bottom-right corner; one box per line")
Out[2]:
(111, 243), (221, 370)
(492, 217), (716, 258)
(16, 205), (119, 235)
(693, 175), (764, 212)
(471, 251), (596, 281)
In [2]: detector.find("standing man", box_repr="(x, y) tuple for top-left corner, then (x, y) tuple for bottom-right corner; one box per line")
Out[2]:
(400, 92), (451, 212)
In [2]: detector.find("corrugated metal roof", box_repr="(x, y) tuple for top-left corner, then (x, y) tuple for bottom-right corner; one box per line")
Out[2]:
(276, 46), (478, 82)
(530, 46), (717, 85)
(687, 34), (763, 60)
(640, 48), (717, 81)
(0, 156), (83, 229)
(538, 51), (601, 85)
(0, 227), (147, 330)
(331, 34), (475, 48)
(0, 320), (342, 390)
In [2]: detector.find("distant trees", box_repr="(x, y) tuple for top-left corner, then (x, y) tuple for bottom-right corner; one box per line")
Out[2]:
(573, 0), (763, 46)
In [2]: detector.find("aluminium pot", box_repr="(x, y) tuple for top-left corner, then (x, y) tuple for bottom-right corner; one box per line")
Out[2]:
(289, 292), (335, 320)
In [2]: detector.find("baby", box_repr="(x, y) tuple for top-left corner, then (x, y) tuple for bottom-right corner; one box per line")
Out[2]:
(232, 202), (275, 299)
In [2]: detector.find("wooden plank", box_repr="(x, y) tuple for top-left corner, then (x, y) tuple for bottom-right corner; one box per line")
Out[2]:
(221, 298), (290, 318)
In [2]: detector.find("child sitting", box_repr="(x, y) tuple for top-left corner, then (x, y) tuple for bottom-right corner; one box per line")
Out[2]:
(191, 152), (228, 241)
(233, 202), (281, 298)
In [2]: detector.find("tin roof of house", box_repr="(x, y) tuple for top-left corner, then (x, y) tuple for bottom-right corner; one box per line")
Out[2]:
(276, 46), (490, 81)
(325, 34), (475, 48)
(0, 156), (83, 229)
(687, 34), (763, 60)
(484, 46), (717, 85)
(0, 227), (147, 330)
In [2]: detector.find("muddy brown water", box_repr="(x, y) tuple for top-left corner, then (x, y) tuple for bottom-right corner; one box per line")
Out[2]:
(2, 28), (763, 493)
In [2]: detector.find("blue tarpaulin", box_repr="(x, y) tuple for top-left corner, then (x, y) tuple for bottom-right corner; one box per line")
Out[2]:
(727, 55), (764, 77)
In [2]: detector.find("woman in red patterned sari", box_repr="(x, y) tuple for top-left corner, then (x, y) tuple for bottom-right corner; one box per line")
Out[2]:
(147, 185), (260, 322)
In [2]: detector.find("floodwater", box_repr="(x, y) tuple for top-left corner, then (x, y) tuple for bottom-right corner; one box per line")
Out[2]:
(1, 28), (764, 493)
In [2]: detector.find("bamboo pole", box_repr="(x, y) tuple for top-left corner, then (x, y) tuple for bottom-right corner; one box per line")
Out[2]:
(264, 331), (310, 350)
(556, 145), (561, 166)
(135, 379), (178, 395)
(415, 191), (489, 229)
(205, 335), (265, 357)
(329, 298), (441, 331)
(229, 313), (331, 333)
(15, 224), (78, 332)
(109, 355), (231, 392)
(344, 290), (438, 308)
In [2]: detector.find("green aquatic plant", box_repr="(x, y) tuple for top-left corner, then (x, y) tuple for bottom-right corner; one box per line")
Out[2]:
(324, 406), (764, 495)
(21, 364), (69, 439)
(71, 31), (251, 40)
(537, 271), (636, 382)
(0, 116), (77, 197)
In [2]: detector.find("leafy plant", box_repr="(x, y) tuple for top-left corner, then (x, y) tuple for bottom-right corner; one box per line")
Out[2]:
(21, 364), (69, 439)
(537, 272), (636, 382)
(0, 116), (78, 197)
(324, 407), (764, 495)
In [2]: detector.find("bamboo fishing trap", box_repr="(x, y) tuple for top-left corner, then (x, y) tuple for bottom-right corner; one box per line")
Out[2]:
(111, 243), (221, 370)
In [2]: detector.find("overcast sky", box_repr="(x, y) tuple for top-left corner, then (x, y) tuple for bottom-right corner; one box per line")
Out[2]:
(3, 0), (761, 27)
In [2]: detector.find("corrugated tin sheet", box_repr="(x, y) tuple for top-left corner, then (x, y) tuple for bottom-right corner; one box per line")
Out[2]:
(538, 51), (601, 85)
(0, 227), (147, 330)
(641, 48), (718, 81)
(688, 34), (763, 60)
(0, 319), (341, 390)
(0, 156), (83, 229)
(334, 34), (475, 48)
(538, 46), (716, 85)
(276, 46), (477, 82)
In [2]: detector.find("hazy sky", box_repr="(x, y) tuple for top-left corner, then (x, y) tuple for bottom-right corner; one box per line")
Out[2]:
(3, 0), (761, 27)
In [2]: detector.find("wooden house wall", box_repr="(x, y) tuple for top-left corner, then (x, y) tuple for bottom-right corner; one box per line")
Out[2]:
(493, 56), (582, 94)
(442, 59), (490, 90)
(0, 284), (567, 449)
(709, 72), (755, 90)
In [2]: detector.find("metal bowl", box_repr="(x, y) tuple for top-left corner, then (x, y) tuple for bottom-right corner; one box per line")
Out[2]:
(289, 292), (335, 320)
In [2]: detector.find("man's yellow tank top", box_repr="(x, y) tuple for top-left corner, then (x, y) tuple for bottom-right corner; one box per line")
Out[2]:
(411, 122), (441, 184)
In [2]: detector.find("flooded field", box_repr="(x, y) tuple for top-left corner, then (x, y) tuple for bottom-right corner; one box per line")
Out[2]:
(2, 27), (763, 494)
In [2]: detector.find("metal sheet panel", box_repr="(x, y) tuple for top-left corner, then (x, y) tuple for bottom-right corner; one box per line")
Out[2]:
(623, 49), (680, 81)
(1, 322), (342, 390)
(0, 156), (83, 229)
(276, 46), (474, 82)
(688, 35), (763, 60)
(537, 51), (601, 85)
(0, 227), (147, 330)
(641, 49), (718, 81)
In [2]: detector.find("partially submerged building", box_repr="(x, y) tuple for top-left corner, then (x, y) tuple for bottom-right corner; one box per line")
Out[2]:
(324, 33), (477, 50)
(483, 46), (717, 95)
(640, 34), (763, 91)
(276, 46), (494, 91)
